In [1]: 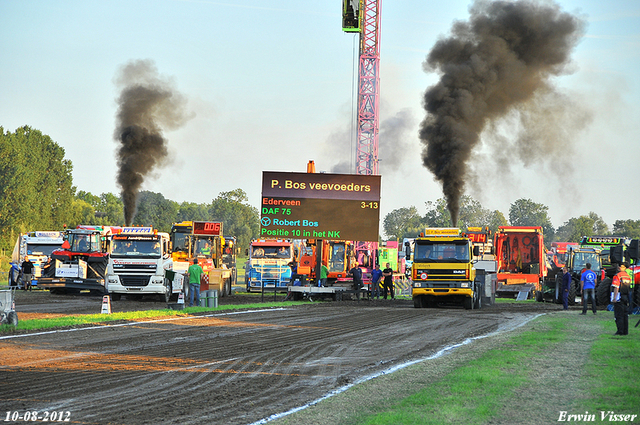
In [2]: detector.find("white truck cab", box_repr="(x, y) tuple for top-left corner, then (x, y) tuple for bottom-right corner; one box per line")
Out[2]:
(106, 227), (177, 301)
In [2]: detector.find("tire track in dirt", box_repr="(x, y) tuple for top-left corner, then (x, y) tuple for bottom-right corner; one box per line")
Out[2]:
(1, 304), (529, 424)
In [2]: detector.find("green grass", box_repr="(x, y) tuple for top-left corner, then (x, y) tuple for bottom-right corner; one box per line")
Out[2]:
(0, 301), (307, 332)
(349, 312), (639, 425)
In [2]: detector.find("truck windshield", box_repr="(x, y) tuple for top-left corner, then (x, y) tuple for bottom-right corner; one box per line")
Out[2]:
(27, 244), (62, 256)
(573, 253), (600, 271)
(415, 242), (470, 262)
(111, 239), (161, 258)
(327, 242), (346, 273)
(252, 246), (291, 259)
(70, 234), (100, 253)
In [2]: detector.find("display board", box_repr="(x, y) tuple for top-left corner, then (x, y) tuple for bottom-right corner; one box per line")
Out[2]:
(260, 171), (381, 242)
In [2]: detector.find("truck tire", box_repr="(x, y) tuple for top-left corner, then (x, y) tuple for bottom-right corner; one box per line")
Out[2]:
(7, 311), (18, 326)
(568, 280), (578, 306)
(474, 288), (482, 309)
(463, 296), (473, 310)
(596, 278), (612, 306)
(413, 295), (427, 308)
(159, 279), (171, 303)
(554, 276), (562, 304)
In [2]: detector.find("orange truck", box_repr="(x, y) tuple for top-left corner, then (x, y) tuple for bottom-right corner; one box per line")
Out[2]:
(494, 226), (547, 300)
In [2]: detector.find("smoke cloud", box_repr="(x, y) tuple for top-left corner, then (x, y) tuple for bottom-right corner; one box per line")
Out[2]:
(325, 108), (415, 174)
(114, 59), (191, 225)
(419, 0), (586, 224)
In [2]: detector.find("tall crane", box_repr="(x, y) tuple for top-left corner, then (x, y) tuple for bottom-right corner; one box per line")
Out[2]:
(343, 0), (381, 274)
(343, 0), (381, 176)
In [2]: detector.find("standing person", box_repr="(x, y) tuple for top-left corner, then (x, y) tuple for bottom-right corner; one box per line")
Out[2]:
(611, 262), (632, 335)
(289, 262), (304, 285)
(21, 256), (35, 291)
(350, 263), (363, 299)
(580, 262), (597, 315)
(318, 263), (329, 287)
(382, 262), (394, 300)
(561, 266), (571, 310)
(187, 258), (203, 307)
(370, 264), (383, 299)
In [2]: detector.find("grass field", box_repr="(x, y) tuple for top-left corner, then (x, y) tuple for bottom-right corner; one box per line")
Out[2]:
(273, 310), (640, 425)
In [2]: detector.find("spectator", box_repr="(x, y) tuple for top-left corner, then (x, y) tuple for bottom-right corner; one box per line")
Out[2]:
(187, 258), (204, 307)
(579, 262), (597, 315)
(611, 262), (631, 335)
(370, 264), (383, 300)
(318, 263), (329, 287)
(21, 256), (35, 291)
(382, 262), (394, 300)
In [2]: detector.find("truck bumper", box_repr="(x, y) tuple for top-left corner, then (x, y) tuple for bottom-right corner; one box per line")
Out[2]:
(411, 287), (474, 298)
(106, 276), (166, 295)
(37, 278), (105, 292)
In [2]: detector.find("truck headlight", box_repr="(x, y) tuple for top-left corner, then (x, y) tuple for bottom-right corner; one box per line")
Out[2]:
(461, 282), (470, 288)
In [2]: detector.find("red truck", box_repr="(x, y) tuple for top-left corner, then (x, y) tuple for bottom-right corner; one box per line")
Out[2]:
(494, 226), (547, 300)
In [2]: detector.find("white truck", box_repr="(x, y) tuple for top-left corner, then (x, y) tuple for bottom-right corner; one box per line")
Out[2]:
(105, 227), (178, 302)
(9, 231), (64, 288)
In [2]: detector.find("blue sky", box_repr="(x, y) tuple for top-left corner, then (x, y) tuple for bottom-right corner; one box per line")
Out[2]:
(1, 0), (639, 235)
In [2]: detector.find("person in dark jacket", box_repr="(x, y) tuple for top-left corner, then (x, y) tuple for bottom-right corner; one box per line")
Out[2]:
(561, 266), (571, 310)
(21, 256), (35, 291)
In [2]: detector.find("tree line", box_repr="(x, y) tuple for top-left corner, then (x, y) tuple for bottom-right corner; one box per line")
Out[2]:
(0, 126), (259, 252)
(383, 196), (640, 244)
(2, 126), (638, 252)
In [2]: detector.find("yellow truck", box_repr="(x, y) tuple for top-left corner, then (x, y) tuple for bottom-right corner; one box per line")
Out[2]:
(406, 228), (482, 309)
(170, 221), (236, 297)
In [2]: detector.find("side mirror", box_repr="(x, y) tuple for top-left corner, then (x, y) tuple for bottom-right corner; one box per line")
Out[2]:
(610, 245), (624, 264)
(405, 245), (411, 260)
(473, 246), (480, 257)
(628, 239), (639, 262)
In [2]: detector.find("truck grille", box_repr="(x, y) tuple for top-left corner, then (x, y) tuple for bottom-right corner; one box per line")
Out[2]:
(120, 275), (151, 287)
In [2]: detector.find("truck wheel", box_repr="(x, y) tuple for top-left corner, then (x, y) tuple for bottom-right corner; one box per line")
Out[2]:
(568, 281), (578, 306)
(7, 311), (18, 326)
(535, 289), (543, 303)
(413, 296), (423, 308)
(463, 296), (473, 310)
(596, 278), (612, 306)
(474, 290), (482, 309)
(159, 279), (171, 303)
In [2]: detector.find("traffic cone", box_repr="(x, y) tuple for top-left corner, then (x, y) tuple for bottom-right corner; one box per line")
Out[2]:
(177, 292), (185, 304)
(101, 295), (112, 314)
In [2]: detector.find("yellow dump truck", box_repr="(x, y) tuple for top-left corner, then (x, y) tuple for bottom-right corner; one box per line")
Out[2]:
(407, 228), (482, 309)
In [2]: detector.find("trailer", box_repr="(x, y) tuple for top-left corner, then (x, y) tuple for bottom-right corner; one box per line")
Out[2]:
(494, 226), (547, 300)
(9, 231), (64, 289)
(38, 226), (121, 294)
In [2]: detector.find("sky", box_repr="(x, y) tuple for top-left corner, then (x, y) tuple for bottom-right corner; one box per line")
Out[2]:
(1, 0), (639, 237)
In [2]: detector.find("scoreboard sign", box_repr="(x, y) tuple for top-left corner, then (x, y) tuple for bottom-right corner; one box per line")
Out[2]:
(193, 221), (223, 236)
(260, 171), (381, 242)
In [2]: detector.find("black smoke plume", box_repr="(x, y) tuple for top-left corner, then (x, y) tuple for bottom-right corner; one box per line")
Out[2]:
(419, 0), (585, 225)
(114, 59), (191, 225)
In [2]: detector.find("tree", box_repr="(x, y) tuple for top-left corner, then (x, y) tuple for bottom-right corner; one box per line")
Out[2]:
(383, 206), (423, 240)
(554, 212), (609, 243)
(177, 202), (210, 223)
(424, 198), (452, 227)
(423, 196), (507, 232)
(612, 220), (640, 239)
(209, 189), (259, 251)
(133, 191), (179, 232)
(508, 198), (554, 238)
(0, 126), (75, 249)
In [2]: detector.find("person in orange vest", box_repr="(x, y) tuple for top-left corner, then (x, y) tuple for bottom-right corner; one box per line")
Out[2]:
(611, 262), (632, 336)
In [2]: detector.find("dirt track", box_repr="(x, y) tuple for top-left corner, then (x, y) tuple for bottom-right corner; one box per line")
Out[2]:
(1, 291), (564, 425)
